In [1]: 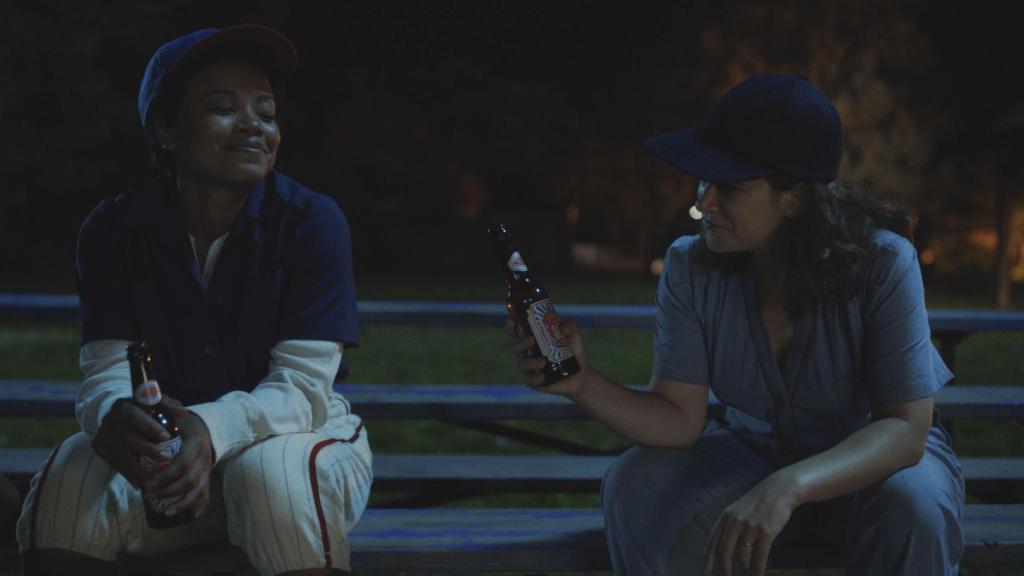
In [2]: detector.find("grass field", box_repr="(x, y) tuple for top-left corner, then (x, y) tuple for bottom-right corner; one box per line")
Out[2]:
(1, 273), (1022, 575)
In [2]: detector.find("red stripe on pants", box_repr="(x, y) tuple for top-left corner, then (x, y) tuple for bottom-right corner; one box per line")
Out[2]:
(309, 423), (364, 568)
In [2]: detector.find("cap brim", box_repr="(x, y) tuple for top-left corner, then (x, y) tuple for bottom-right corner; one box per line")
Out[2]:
(168, 24), (298, 88)
(644, 127), (773, 182)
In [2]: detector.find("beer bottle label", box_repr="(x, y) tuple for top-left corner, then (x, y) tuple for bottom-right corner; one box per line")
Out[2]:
(140, 435), (182, 474)
(507, 252), (528, 272)
(526, 298), (573, 363)
(141, 435), (183, 513)
(134, 379), (162, 406)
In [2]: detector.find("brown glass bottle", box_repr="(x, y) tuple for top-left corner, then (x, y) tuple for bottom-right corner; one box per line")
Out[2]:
(127, 342), (191, 528)
(489, 224), (580, 384)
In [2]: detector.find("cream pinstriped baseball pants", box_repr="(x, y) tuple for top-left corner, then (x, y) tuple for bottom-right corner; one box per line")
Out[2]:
(16, 414), (372, 576)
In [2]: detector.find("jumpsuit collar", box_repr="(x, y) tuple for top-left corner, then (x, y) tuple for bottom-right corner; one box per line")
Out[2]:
(742, 264), (816, 401)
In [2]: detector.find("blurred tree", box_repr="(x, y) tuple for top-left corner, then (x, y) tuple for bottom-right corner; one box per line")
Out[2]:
(694, 0), (932, 202)
(989, 100), (1024, 309)
(684, 0), (1022, 306)
(559, 0), (941, 272)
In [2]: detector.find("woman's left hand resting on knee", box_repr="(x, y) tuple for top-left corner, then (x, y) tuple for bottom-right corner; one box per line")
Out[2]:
(703, 473), (798, 576)
(145, 395), (214, 518)
(703, 396), (934, 575)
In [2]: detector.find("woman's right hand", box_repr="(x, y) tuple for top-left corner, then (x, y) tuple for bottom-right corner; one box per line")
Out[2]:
(92, 397), (177, 488)
(506, 316), (589, 399)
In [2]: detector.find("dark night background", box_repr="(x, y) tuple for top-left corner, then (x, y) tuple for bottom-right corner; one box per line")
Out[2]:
(1, 0), (1022, 302)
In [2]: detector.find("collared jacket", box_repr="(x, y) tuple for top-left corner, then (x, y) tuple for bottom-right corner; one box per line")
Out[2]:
(652, 230), (954, 465)
(74, 171), (360, 464)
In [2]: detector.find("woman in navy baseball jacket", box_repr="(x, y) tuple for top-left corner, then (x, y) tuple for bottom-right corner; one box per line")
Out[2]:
(19, 25), (370, 576)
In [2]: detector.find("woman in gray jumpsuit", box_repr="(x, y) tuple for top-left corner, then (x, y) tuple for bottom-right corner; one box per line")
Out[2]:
(509, 75), (963, 575)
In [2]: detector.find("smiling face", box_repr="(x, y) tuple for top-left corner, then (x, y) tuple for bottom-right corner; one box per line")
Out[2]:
(158, 59), (280, 186)
(695, 178), (805, 255)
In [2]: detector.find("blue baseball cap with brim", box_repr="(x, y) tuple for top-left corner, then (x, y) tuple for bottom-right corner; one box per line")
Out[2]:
(138, 24), (298, 143)
(645, 75), (843, 183)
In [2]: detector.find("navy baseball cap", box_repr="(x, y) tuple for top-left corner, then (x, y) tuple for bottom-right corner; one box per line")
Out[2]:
(138, 24), (298, 143)
(645, 75), (843, 183)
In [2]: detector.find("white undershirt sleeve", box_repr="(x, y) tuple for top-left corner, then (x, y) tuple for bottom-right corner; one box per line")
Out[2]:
(77, 339), (343, 468)
(188, 339), (343, 466)
(77, 339), (135, 435)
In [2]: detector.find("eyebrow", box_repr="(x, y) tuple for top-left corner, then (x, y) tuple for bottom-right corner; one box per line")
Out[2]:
(201, 90), (276, 101)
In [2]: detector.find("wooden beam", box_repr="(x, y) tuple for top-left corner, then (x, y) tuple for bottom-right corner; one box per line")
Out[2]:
(1, 505), (1021, 571)
(3, 380), (1023, 421)
(3, 294), (1024, 332)
(3, 449), (1024, 491)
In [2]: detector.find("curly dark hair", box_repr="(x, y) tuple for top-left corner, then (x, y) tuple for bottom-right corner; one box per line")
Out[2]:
(693, 176), (916, 317)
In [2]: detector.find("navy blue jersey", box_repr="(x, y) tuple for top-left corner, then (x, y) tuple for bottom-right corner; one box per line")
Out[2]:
(75, 171), (358, 405)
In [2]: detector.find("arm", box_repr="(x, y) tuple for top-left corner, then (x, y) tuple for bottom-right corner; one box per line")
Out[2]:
(571, 236), (709, 447)
(75, 201), (179, 487)
(187, 339), (343, 465)
(76, 339), (134, 435)
(703, 396), (933, 576)
(151, 192), (358, 516)
(783, 234), (947, 500)
(513, 315), (707, 448)
(573, 372), (708, 449)
(705, 235), (947, 576)
(776, 395), (933, 505)
(186, 193), (357, 465)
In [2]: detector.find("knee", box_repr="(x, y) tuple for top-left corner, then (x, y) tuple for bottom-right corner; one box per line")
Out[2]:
(225, 439), (371, 528)
(222, 436), (371, 576)
(17, 433), (122, 557)
(602, 445), (693, 530)
(858, 475), (959, 542)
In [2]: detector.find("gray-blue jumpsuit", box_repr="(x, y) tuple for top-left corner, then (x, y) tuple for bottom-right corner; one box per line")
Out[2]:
(602, 230), (964, 575)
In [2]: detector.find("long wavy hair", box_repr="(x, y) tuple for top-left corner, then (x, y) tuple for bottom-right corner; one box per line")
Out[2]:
(693, 176), (916, 317)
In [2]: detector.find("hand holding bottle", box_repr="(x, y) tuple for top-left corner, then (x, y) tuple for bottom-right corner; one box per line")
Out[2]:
(145, 406), (214, 519)
(507, 315), (589, 398)
(490, 224), (580, 384)
(92, 397), (180, 489)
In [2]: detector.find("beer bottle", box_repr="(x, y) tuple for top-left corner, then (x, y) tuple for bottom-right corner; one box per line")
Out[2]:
(489, 224), (580, 384)
(127, 341), (191, 528)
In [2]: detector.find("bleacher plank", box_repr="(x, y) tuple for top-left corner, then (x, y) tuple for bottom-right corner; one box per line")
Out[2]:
(1, 505), (1021, 571)
(2, 448), (1022, 491)
(4, 293), (1024, 331)
(3, 380), (1023, 421)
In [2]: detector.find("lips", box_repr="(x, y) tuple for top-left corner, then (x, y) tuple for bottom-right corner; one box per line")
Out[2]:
(225, 140), (267, 153)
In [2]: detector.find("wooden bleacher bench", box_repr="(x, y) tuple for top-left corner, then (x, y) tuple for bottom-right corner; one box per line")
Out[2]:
(4, 380), (1024, 421)
(2, 298), (1024, 572)
(3, 448), (1024, 494)
(1, 506), (1022, 572)
(2, 379), (1024, 571)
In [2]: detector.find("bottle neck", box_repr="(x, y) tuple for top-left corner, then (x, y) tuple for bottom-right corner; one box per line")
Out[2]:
(129, 353), (162, 407)
(506, 269), (532, 285)
(134, 379), (163, 407)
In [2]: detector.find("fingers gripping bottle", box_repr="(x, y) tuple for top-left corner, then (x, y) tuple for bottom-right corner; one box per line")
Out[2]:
(127, 341), (190, 528)
(489, 224), (580, 384)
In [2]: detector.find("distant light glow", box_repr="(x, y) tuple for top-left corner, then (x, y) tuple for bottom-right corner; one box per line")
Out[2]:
(689, 205), (703, 220)
(650, 258), (664, 276)
(566, 204), (580, 226)
(920, 249), (935, 266)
